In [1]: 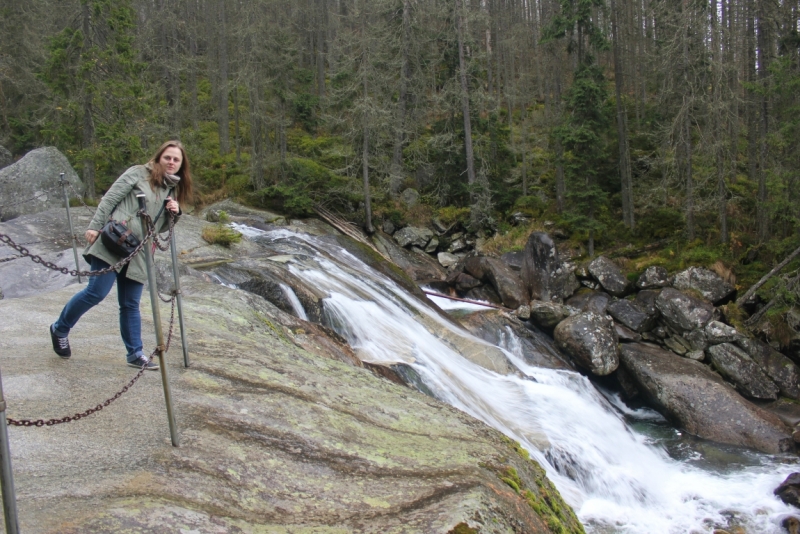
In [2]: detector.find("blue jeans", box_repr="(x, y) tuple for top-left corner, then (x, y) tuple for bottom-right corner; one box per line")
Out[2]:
(53, 256), (145, 362)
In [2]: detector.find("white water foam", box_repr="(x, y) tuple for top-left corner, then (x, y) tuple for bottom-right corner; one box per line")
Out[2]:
(245, 228), (797, 533)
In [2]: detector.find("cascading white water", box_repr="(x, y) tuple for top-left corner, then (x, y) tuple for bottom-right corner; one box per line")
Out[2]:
(235, 225), (798, 533)
(279, 283), (308, 320)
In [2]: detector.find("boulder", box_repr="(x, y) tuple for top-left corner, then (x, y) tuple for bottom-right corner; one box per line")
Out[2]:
(521, 232), (559, 301)
(554, 312), (620, 376)
(704, 320), (742, 345)
(775, 473), (800, 508)
(607, 299), (657, 333)
(371, 232), (446, 283)
(529, 301), (574, 330)
(683, 329), (708, 351)
(0, 147), (85, 221)
(615, 323), (642, 342)
(464, 285), (502, 306)
(424, 236), (439, 254)
(500, 251), (523, 271)
(448, 237), (468, 253)
(587, 256), (630, 297)
(382, 220), (396, 234)
(619, 343), (793, 454)
(454, 273), (482, 292)
(663, 335), (690, 355)
(463, 256), (527, 309)
(634, 290), (660, 316)
(437, 252), (459, 268)
(393, 226), (433, 248)
(737, 338), (800, 400)
(706, 343), (779, 400)
(655, 287), (715, 333)
(0, 145), (11, 169)
(551, 261), (581, 300)
(399, 187), (420, 208)
(566, 290), (610, 315)
(672, 266), (736, 305)
(636, 266), (670, 289)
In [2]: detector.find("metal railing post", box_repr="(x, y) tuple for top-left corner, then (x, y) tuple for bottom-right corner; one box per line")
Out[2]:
(137, 194), (179, 447)
(169, 227), (190, 368)
(0, 369), (19, 534)
(60, 172), (82, 284)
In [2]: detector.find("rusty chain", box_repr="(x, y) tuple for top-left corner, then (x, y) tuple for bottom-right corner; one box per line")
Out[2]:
(0, 209), (156, 277)
(7, 293), (178, 427)
(153, 212), (176, 252)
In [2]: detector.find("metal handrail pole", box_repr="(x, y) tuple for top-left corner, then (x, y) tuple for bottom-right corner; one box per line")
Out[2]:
(60, 172), (82, 284)
(137, 194), (179, 447)
(0, 369), (19, 534)
(169, 227), (189, 367)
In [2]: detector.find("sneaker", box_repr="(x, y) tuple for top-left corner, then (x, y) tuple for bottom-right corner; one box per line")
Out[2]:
(127, 356), (159, 371)
(50, 324), (71, 359)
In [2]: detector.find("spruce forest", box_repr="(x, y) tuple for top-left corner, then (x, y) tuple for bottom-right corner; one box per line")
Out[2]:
(1, 0), (799, 289)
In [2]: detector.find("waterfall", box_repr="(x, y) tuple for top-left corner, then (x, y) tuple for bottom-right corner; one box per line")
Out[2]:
(230, 225), (797, 533)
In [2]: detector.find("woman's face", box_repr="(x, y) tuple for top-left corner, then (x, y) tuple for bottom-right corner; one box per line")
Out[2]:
(159, 146), (183, 175)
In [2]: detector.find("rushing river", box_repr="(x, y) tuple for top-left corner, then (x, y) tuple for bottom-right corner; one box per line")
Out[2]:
(227, 224), (797, 533)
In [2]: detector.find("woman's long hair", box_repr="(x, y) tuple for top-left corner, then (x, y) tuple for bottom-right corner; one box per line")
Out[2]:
(147, 140), (193, 204)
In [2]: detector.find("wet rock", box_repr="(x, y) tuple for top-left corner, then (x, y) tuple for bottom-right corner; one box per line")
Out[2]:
(516, 304), (531, 320)
(655, 287), (715, 333)
(394, 226), (433, 248)
(463, 256), (527, 309)
(615, 323), (642, 342)
(783, 516), (800, 534)
(775, 473), (800, 508)
(529, 301), (574, 330)
(399, 187), (420, 207)
(0, 147), (85, 221)
(673, 266), (736, 305)
(521, 232), (559, 301)
(554, 311), (620, 376)
(705, 321), (742, 345)
(706, 343), (779, 400)
(619, 343), (793, 454)
(636, 266), (670, 289)
(607, 299), (657, 333)
(566, 290), (610, 315)
(500, 251), (523, 271)
(437, 252), (459, 268)
(737, 338), (800, 400)
(460, 309), (573, 371)
(587, 256), (631, 297)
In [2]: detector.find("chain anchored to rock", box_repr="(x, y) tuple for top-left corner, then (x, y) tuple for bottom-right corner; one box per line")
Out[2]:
(0, 209), (156, 277)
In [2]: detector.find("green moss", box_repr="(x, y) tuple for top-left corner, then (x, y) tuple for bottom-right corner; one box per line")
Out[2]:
(201, 224), (243, 247)
(448, 522), (479, 534)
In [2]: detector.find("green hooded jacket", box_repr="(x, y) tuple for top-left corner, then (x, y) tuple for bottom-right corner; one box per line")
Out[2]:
(84, 164), (180, 285)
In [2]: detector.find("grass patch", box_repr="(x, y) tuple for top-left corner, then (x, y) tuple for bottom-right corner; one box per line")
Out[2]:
(201, 224), (242, 247)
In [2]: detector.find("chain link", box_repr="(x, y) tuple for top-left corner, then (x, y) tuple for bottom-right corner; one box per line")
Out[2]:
(67, 182), (97, 217)
(7, 294), (178, 427)
(0, 209), (156, 277)
(153, 212), (176, 252)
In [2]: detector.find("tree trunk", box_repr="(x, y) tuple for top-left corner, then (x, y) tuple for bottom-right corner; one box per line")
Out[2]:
(456, 0), (476, 189)
(390, 0), (410, 197)
(80, 1), (95, 199)
(756, 0), (769, 242)
(611, 0), (634, 229)
(217, 0), (230, 156)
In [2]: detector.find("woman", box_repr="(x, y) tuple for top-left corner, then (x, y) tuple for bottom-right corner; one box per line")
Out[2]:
(50, 140), (193, 369)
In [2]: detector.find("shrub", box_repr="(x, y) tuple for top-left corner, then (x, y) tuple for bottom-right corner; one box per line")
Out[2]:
(201, 224), (242, 247)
